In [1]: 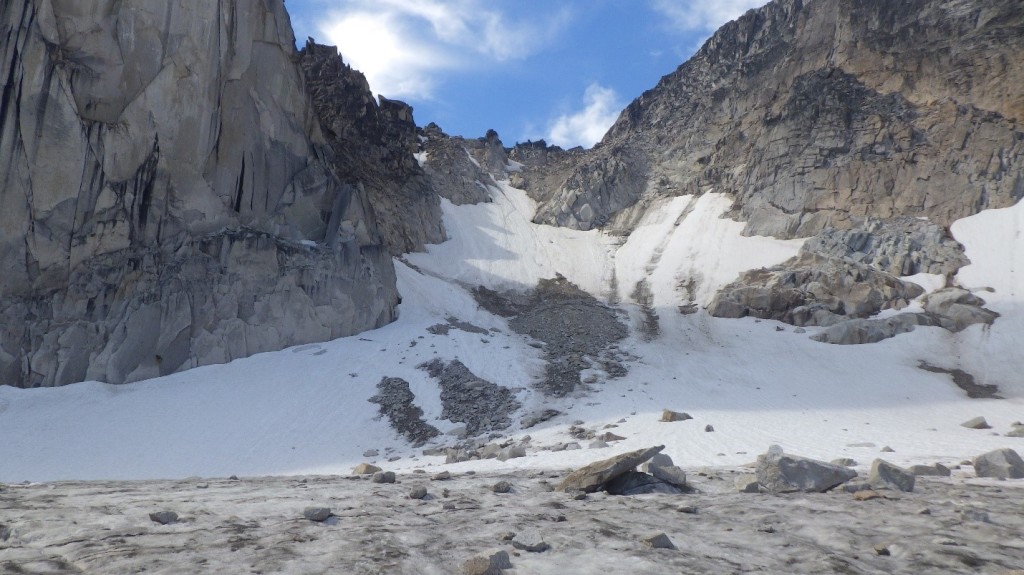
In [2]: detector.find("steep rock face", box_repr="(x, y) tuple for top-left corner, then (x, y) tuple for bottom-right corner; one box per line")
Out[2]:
(298, 42), (445, 254)
(534, 0), (1024, 237)
(0, 1), (402, 387)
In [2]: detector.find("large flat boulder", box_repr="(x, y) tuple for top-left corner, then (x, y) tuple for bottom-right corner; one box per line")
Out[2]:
(557, 445), (665, 493)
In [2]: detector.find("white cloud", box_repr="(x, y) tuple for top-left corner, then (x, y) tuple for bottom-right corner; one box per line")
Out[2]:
(314, 0), (570, 99)
(547, 84), (622, 149)
(650, 0), (768, 32)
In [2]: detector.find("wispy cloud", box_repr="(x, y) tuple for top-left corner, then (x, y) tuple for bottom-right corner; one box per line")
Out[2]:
(650, 0), (768, 32)
(314, 0), (571, 99)
(547, 84), (622, 149)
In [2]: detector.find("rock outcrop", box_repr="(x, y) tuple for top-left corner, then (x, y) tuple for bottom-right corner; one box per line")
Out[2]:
(510, 0), (1023, 340)
(528, 0), (1024, 237)
(0, 1), (428, 386)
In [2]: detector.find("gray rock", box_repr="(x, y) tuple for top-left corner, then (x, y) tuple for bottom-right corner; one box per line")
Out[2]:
(363, 449), (379, 458)
(661, 410), (693, 422)
(409, 486), (429, 500)
(371, 471), (396, 484)
(704, 424), (715, 432)
(419, 359), (521, 436)
(649, 465), (688, 489)
(736, 475), (761, 493)
(556, 445), (665, 493)
(606, 471), (684, 496)
(369, 378), (442, 446)
(149, 511), (179, 525)
(756, 446), (857, 493)
(909, 463), (952, 477)
(303, 507), (332, 522)
(974, 448), (1024, 479)
(868, 459), (915, 492)
(0, 9), (415, 387)
(431, 471), (452, 481)
(461, 549), (512, 575)
(511, 530), (550, 553)
(642, 533), (677, 550)
(961, 416), (992, 430)
(353, 463), (382, 475)
(497, 446), (527, 461)
(491, 481), (513, 494)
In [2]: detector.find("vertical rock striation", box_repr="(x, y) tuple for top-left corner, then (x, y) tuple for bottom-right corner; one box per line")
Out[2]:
(0, 1), (407, 387)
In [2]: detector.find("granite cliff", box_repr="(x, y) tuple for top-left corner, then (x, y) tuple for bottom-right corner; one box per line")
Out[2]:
(0, 1), (448, 387)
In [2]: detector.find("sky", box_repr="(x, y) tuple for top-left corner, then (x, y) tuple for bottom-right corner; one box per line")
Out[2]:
(286, 0), (769, 149)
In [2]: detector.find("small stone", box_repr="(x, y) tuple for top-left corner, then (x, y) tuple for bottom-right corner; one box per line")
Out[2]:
(492, 481), (513, 493)
(704, 424), (715, 432)
(497, 531), (516, 541)
(409, 486), (428, 499)
(149, 511), (179, 525)
(303, 507), (332, 522)
(372, 471), (396, 484)
(853, 490), (882, 501)
(642, 533), (676, 550)
(880, 446), (895, 453)
(363, 449), (379, 457)
(874, 543), (891, 556)
(660, 410), (693, 422)
(432, 471), (452, 481)
(917, 508), (932, 515)
(677, 505), (698, 514)
(571, 491), (588, 501)
(228, 475), (240, 481)
(564, 442), (581, 451)
(512, 530), (550, 552)
(599, 432), (626, 442)
(831, 458), (858, 467)
(961, 416), (991, 430)
(353, 463), (382, 475)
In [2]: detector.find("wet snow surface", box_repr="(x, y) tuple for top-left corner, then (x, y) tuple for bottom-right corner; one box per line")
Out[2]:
(2, 183), (1024, 572)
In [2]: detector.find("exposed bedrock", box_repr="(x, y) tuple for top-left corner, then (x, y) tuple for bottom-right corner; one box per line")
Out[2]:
(0, 1), (413, 386)
(525, 0), (1024, 236)
(708, 253), (925, 326)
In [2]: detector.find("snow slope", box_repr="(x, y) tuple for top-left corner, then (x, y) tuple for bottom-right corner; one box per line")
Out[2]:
(1, 184), (1023, 483)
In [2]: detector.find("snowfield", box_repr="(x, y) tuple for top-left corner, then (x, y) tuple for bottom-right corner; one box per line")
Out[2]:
(1, 183), (1023, 483)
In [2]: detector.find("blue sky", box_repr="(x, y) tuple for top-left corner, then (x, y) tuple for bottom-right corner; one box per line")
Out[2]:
(287, 0), (767, 148)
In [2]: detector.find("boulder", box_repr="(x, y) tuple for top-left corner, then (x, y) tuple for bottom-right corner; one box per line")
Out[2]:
(868, 459), (915, 492)
(371, 471), (396, 484)
(353, 463), (382, 475)
(303, 507), (332, 522)
(908, 463), (951, 477)
(605, 471), (684, 495)
(642, 533), (677, 550)
(961, 416), (992, 430)
(974, 448), (1024, 479)
(756, 446), (857, 493)
(661, 410), (692, 422)
(556, 445), (665, 493)
(148, 511), (179, 525)
(511, 530), (550, 553)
